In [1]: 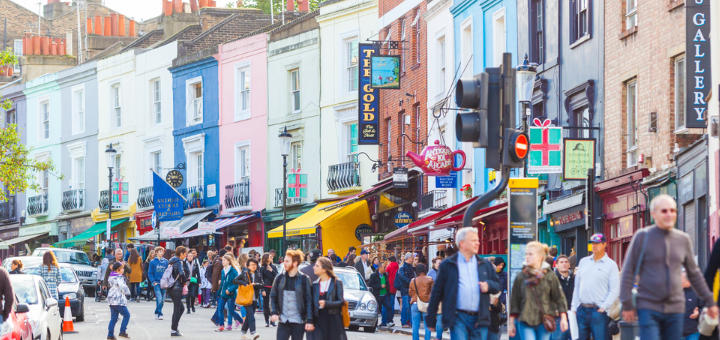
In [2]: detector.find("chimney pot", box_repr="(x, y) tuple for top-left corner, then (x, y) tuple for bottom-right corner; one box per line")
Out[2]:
(104, 16), (111, 36)
(118, 14), (125, 36)
(286, 0), (294, 12)
(190, 0), (199, 12)
(129, 21), (136, 37)
(94, 16), (102, 35)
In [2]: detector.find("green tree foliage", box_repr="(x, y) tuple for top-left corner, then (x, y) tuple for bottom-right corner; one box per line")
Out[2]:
(226, 0), (320, 15)
(0, 49), (56, 202)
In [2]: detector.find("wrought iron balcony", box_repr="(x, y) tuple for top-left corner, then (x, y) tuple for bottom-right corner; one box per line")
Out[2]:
(0, 196), (17, 222)
(99, 190), (109, 210)
(274, 188), (305, 208)
(27, 194), (48, 216)
(181, 185), (204, 210)
(137, 186), (154, 210)
(420, 190), (448, 212)
(62, 189), (85, 212)
(327, 162), (361, 194)
(225, 178), (250, 211)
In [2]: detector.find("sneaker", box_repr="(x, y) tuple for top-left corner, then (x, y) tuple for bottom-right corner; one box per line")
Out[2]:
(107, 337), (116, 340)
(215, 326), (225, 332)
(240, 333), (249, 340)
(154, 314), (159, 320)
(265, 323), (270, 328)
(118, 332), (129, 338)
(402, 324), (411, 329)
(252, 334), (260, 340)
(159, 315), (164, 320)
(170, 331), (182, 337)
(387, 322), (395, 327)
(270, 322), (276, 327)
(234, 320), (242, 329)
(226, 326), (232, 331)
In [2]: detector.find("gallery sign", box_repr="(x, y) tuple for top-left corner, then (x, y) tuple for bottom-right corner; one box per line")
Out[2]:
(686, 0), (710, 128)
(358, 43), (380, 144)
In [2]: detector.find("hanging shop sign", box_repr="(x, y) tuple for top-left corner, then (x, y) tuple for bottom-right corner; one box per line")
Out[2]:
(435, 172), (458, 188)
(508, 178), (539, 296)
(394, 211), (413, 228)
(563, 139), (596, 180)
(287, 170), (308, 199)
(111, 181), (129, 209)
(686, 0), (710, 128)
(528, 119), (563, 174)
(153, 172), (185, 222)
(358, 43), (380, 144)
(197, 222), (216, 233)
(393, 167), (409, 188)
(355, 224), (374, 241)
(406, 140), (466, 176)
(371, 56), (401, 89)
(165, 170), (184, 188)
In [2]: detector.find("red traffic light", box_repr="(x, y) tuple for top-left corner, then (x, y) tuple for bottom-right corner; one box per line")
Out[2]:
(514, 133), (528, 159)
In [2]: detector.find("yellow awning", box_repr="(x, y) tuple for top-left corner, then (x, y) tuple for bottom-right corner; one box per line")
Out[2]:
(267, 202), (340, 238)
(267, 200), (372, 255)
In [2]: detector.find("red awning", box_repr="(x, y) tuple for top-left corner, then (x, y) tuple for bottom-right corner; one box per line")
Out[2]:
(427, 202), (507, 233)
(383, 196), (480, 242)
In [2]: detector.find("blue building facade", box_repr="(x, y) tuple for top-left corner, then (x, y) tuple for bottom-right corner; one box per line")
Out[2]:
(169, 57), (221, 210)
(451, 0), (518, 201)
(0, 80), (27, 256)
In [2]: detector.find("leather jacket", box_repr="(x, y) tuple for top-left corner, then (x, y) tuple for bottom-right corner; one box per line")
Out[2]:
(270, 272), (313, 324)
(312, 278), (345, 316)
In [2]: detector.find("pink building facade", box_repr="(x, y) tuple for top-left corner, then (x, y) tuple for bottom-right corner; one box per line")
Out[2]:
(217, 33), (270, 250)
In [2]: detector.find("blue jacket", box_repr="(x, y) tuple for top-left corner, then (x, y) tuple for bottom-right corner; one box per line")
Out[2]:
(219, 266), (239, 299)
(426, 253), (500, 328)
(394, 263), (415, 295)
(148, 258), (168, 284)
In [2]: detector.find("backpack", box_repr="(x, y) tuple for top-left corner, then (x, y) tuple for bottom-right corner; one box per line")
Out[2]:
(205, 262), (213, 282)
(160, 262), (178, 289)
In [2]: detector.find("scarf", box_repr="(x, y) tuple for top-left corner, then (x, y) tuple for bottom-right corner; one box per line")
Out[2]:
(522, 263), (550, 287)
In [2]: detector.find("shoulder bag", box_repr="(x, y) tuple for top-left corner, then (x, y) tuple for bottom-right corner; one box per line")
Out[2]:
(336, 279), (350, 328)
(235, 271), (255, 306)
(531, 282), (556, 332)
(413, 279), (429, 313)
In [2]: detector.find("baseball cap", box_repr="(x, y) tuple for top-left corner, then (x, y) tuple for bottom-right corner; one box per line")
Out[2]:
(360, 249), (369, 255)
(589, 233), (607, 244)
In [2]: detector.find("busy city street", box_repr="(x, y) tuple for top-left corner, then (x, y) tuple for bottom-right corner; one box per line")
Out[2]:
(64, 299), (416, 340)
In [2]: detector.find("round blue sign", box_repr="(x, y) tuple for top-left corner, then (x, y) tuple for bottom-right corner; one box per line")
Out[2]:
(394, 211), (413, 228)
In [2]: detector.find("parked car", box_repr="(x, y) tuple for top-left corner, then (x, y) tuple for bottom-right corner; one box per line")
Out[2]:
(30, 248), (96, 296)
(334, 267), (378, 332)
(9, 274), (63, 340)
(2, 257), (43, 272)
(24, 264), (85, 322)
(0, 298), (33, 340)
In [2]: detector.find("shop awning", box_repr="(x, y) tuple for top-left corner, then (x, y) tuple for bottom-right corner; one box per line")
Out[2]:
(131, 211), (212, 241)
(54, 219), (128, 247)
(214, 213), (257, 230)
(177, 213), (257, 238)
(430, 202), (508, 232)
(267, 200), (371, 255)
(0, 232), (48, 250)
(383, 196), (480, 242)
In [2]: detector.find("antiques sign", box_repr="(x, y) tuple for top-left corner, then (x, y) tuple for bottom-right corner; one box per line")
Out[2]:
(686, 0), (710, 128)
(358, 43), (380, 144)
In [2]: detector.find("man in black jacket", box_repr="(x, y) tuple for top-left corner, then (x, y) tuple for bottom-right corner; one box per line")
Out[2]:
(300, 249), (321, 282)
(427, 227), (500, 338)
(554, 255), (574, 340)
(270, 249), (314, 340)
(168, 246), (189, 337)
(354, 249), (372, 281)
(394, 252), (415, 328)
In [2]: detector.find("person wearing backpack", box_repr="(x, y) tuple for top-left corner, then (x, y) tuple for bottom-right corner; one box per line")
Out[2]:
(409, 263), (432, 340)
(165, 246), (190, 337)
(149, 246), (169, 320)
(214, 253), (243, 332)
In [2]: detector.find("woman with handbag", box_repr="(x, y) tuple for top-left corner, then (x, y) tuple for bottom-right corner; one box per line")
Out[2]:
(259, 253), (278, 327)
(311, 257), (347, 340)
(214, 254), (243, 332)
(408, 263), (433, 340)
(508, 241), (568, 340)
(234, 258), (263, 339)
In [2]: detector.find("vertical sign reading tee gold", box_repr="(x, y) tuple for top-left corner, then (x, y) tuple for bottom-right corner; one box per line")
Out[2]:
(507, 178), (539, 306)
(358, 43), (380, 144)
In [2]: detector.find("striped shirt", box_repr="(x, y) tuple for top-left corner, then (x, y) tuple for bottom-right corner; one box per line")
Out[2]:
(40, 266), (62, 299)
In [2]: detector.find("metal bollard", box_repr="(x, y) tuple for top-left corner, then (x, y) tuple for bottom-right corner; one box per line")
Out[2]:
(619, 320), (640, 340)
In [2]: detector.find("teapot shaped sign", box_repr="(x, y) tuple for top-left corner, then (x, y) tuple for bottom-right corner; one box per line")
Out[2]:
(406, 140), (466, 176)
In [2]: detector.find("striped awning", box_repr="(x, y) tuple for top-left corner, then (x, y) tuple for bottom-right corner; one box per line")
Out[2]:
(214, 213), (257, 230)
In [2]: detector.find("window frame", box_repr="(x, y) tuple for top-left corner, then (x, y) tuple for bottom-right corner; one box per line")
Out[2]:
(625, 0), (638, 30)
(111, 83), (121, 128)
(412, 10), (422, 65)
(289, 68), (301, 114)
(291, 141), (303, 171)
(437, 35), (446, 95)
(570, 0), (592, 45)
(530, 0), (545, 64)
(185, 76), (203, 126)
(625, 79), (638, 167)
(71, 156), (85, 189)
(151, 151), (162, 175)
(71, 85), (85, 134)
(151, 78), (161, 124)
(674, 55), (686, 132)
(492, 8), (506, 67)
(40, 100), (49, 140)
(344, 37), (359, 93)
(400, 19), (407, 73)
(235, 64), (251, 121)
(234, 142), (250, 183)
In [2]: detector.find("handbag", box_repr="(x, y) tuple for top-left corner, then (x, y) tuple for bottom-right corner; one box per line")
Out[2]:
(182, 284), (188, 296)
(413, 279), (429, 313)
(531, 285), (556, 332)
(236, 271), (255, 306)
(336, 279), (350, 328)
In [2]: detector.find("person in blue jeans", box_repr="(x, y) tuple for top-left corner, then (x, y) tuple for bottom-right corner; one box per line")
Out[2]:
(148, 246), (169, 320)
(107, 262), (131, 339)
(409, 264), (432, 340)
(214, 254), (243, 331)
(395, 253), (416, 328)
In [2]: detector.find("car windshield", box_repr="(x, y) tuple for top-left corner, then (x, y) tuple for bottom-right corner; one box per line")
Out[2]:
(336, 271), (367, 291)
(24, 267), (78, 283)
(52, 251), (91, 266)
(10, 277), (38, 305)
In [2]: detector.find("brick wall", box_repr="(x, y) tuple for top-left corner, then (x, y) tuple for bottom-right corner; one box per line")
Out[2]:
(603, 0), (701, 178)
(377, 1), (428, 193)
(0, 0), (50, 48)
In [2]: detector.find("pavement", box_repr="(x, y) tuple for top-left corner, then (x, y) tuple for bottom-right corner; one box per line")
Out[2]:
(66, 299), (416, 340)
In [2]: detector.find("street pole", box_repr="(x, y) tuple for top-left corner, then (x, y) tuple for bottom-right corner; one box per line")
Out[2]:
(281, 154), (288, 256)
(522, 101), (529, 177)
(106, 166), (112, 249)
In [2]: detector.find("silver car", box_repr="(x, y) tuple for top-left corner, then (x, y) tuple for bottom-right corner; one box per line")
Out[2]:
(334, 267), (378, 332)
(31, 248), (96, 294)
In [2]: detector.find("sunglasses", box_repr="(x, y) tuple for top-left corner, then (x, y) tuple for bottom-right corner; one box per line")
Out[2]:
(660, 208), (677, 214)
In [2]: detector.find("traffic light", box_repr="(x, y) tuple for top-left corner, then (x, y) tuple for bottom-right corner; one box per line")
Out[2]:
(503, 128), (528, 168)
(455, 69), (502, 170)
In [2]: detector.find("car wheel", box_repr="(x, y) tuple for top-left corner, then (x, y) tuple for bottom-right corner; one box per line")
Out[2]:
(348, 325), (359, 331)
(364, 326), (376, 333)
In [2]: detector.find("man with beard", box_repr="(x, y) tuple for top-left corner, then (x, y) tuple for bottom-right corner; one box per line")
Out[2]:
(270, 250), (314, 340)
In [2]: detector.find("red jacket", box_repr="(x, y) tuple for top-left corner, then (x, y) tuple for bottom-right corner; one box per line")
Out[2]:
(386, 261), (399, 294)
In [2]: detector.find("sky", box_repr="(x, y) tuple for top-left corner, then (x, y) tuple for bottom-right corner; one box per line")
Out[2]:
(12, 0), (164, 21)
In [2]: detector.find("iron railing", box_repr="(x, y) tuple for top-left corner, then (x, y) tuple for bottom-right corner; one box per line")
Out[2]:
(327, 162), (360, 193)
(137, 186), (154, 210)
(274, 188), (305, 208)
(27, 194), (48, 216)
(225, 178), (250, 211)
(420, 190), (448, 212)
(61, 189), (85, 212)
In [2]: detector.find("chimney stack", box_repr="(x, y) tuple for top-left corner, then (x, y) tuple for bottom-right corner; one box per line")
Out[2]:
(163, 0), (172, 16)
(110, 14), (118, 36)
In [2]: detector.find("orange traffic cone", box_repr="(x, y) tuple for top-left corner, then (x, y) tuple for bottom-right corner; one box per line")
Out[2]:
(62, 297), (77, 333)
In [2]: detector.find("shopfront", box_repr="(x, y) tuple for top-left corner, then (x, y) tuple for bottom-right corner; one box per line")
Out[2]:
(134, 210), (155, 236)
(596, 168), (649, 266)
(545, 192), (587, 256)
(0, 223), (20, 257)
(676, 137), (709, 268)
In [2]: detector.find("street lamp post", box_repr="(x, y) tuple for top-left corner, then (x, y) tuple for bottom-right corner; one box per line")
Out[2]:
(105, 144), (117, 248)
(278, 127), (292, 256)
(516, 55), (538, 177)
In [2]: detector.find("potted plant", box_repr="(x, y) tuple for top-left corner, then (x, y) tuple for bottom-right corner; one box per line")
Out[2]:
(0, 49), (18, 77)
(460, 184), (473, 200)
